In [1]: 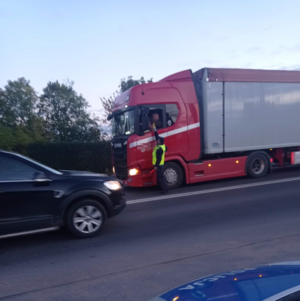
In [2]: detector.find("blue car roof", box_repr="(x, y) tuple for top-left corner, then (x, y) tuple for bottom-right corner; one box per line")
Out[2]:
(149, 262), (300, 301)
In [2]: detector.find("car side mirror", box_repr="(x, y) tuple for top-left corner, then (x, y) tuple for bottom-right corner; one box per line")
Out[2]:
(33, 171), (51, 182)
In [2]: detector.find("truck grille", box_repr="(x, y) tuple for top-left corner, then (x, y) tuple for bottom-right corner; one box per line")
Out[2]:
(112, 138), (128, 180)
(115, 166), (127, 180)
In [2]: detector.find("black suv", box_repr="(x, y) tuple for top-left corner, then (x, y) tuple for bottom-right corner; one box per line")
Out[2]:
(0, 150), (125, 239)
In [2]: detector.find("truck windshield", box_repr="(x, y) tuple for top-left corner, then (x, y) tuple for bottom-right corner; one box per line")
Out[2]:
(112, 109), (135, 137)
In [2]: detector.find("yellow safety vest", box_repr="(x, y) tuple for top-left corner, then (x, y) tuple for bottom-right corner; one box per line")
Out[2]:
(152, 145), (166, 166)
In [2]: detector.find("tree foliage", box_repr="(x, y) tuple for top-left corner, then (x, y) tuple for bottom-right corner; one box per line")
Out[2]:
(0, 75), (152, 150)
(99, 92), (117, 124)
(0, 125), (40, 153)
(0, 77), (38, 128)
(119, 76), (153, 93)
(38, 81), (101, 142)
(0, 78), (45, 150)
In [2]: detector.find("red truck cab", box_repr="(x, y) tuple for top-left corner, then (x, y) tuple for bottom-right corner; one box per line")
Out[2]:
(110, 70), (201, 188)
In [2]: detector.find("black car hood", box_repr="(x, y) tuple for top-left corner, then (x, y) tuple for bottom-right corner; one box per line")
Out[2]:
(59, 170), (108, 177)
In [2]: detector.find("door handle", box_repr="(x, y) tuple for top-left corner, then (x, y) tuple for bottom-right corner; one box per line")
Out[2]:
(34, 178), (51, 183)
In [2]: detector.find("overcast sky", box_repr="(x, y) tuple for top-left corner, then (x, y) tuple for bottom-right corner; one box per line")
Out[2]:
(1, 0), (300, 116)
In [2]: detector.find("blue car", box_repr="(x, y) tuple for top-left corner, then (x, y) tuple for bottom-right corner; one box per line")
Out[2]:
(150, 262), (300, 301)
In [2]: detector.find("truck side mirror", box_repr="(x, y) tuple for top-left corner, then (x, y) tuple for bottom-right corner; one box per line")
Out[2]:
(142, 115), (150, 132)
(142, 107), (149, 115)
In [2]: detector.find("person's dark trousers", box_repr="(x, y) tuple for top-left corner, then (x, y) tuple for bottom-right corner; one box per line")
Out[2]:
(156, 166), (168, 194)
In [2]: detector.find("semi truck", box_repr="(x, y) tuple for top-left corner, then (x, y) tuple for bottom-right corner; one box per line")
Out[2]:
(109, 68), (300, 189)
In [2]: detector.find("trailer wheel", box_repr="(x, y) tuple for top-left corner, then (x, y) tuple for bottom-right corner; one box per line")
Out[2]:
(164, 162), (183, 189)
(247, 154), (268, 178)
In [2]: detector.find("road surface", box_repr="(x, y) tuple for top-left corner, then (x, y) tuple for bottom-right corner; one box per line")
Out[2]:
(1, 167), (300, 301)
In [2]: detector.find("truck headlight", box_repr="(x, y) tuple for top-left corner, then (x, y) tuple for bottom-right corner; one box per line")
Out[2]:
(104, 181), (122, 190)
(129, 168), (139, 176)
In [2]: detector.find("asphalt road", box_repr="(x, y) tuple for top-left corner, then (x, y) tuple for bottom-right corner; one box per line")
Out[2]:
(1, 167), (300, 301)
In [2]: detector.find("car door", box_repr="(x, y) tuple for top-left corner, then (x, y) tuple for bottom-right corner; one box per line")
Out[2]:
(0, 155), (56, 233)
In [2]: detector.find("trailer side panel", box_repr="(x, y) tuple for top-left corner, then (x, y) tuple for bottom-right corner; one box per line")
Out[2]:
(224, 82), (300, 152)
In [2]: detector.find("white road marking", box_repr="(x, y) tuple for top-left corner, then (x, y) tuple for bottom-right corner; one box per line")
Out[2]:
(126, 176), (300, 205)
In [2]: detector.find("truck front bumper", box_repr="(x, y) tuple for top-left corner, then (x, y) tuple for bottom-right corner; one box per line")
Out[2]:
(120, 174), (155, 187)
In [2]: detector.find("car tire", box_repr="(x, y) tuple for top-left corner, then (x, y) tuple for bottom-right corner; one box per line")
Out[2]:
(66, 199), (106, 238)
(163, 162), (183, 189)
(247, 154), (268, 178)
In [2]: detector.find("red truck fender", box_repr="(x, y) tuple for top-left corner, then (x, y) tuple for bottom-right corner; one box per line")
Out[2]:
(165, 155), (190, 184)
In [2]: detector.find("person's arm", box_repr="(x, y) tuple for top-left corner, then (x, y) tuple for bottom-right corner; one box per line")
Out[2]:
(155, 147), (163, 167)
(152, 125), (159, 141)
(154, 129), (159, 142)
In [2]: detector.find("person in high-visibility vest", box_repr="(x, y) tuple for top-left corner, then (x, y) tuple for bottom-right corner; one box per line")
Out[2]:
(152, 126), (168, 194)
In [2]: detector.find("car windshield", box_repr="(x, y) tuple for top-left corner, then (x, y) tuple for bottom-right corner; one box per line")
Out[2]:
(14, 153), (63, 175)
(112, 110), (135, 137)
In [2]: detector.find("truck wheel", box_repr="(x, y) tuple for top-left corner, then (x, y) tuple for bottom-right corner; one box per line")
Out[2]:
(164, 162), (183, 189)
(247, 154), (268, 178)
(66, 199), (106, 238)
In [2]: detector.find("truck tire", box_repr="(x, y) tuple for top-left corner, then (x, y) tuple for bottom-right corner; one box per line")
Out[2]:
(66, 199), (106, 238)
(247, 154), (268, 178)
(164, 162), (183, 189)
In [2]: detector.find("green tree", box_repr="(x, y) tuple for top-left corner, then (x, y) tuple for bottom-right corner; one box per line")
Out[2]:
(99, 92), (117, 125)
(0, 77), (38, 128)
(119, 76), (153, 93)
(0, 126), (16, 150)
(0, 125), (36, 152)
(0, 78), (45, 148)
(38, 80), (101, 142)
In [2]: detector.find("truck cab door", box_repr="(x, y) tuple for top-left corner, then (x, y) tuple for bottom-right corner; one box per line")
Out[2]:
(137, 105), (167, 171)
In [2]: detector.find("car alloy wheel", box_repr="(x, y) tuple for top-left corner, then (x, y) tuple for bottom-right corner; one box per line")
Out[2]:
(73, 205), (103, 234)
